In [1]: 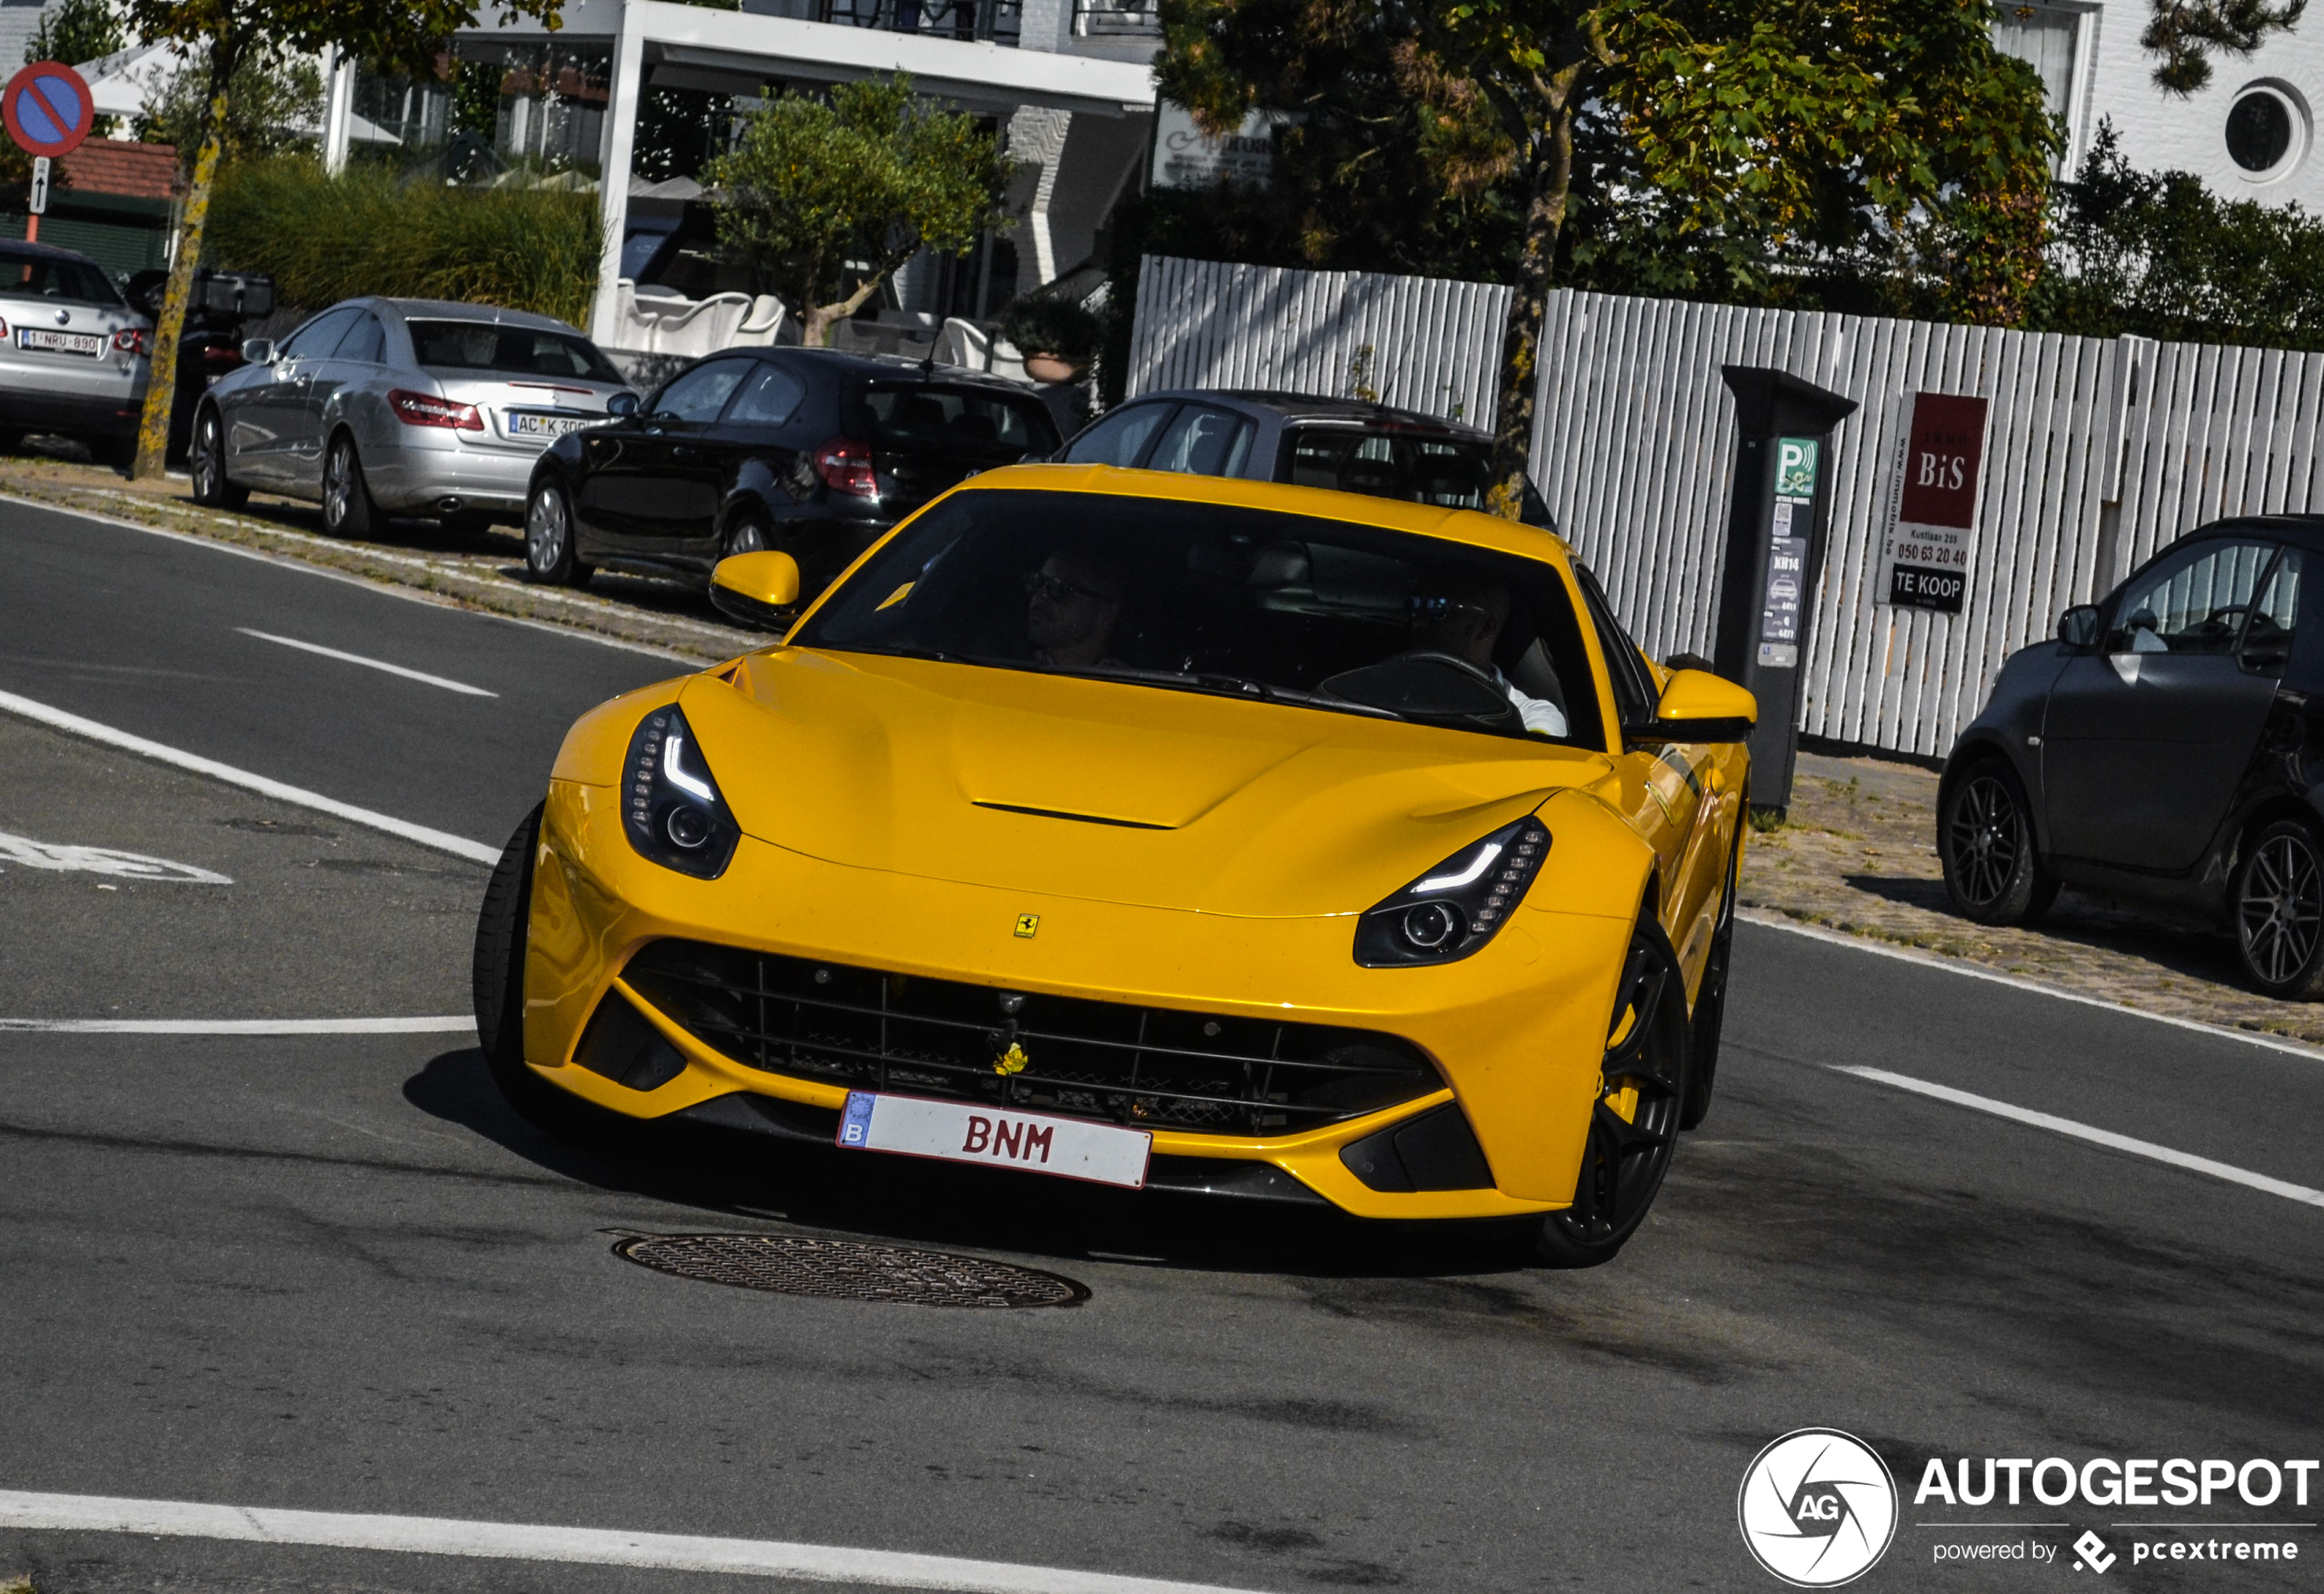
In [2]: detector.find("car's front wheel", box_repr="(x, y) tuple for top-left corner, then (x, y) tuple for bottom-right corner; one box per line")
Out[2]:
(189, 406), (248, 510)
(525, 480), (591, 587)
(321, 433), (379, 539)
(1939, 759), (2059, 926)
(2235, 818), (2324, 999)
(1534, 919), (1691, 1268)
(473, 803), (610, 1137)
(1680, 819), (1741, 1132)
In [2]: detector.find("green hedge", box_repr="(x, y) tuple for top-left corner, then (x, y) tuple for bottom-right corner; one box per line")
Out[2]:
(206, 160), (601, 328)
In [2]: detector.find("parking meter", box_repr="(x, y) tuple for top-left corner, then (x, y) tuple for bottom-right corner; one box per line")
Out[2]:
(1707, 366), (1859, 817)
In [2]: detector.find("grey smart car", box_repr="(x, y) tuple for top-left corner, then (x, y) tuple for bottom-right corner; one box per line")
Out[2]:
(190, 297), (635, 536)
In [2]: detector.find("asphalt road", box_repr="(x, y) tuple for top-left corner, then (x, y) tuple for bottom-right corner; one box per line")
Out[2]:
(2, 494), (2319, 1594)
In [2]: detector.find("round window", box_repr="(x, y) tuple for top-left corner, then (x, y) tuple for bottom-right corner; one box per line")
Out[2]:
(2226, 87), (2298, 175)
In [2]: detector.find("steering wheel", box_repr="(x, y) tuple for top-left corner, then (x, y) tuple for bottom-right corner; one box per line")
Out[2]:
(1319, 651), (1525, 735)
(2187, 604), (2251, 643)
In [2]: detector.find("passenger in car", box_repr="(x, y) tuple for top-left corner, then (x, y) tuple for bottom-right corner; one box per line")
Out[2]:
(1410, 576), (1568, 737)
(1026, 548), (1130, 667)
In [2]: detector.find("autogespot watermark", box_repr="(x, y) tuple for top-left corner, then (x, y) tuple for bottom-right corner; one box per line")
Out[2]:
(1741, 1435), (2319, 1582)
(1738, 1428), (1900, 1587)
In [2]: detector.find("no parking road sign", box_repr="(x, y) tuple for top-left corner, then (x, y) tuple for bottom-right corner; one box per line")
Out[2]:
(5, 60), (95, 161)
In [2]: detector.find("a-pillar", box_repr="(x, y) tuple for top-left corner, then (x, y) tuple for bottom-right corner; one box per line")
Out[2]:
(590, 0), (646, 347)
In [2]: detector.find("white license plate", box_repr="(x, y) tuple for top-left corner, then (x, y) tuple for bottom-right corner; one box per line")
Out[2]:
(506, 411), (591, 438)
(18, 328), (103, 357)
(835, 1091), (1151, 1189)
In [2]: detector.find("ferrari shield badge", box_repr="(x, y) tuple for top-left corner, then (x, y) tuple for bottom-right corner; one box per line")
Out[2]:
(1014, 913), (1040, 938)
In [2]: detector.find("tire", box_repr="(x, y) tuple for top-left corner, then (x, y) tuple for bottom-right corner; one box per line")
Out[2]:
(724, 509), (772, 558)
(473, 802), (608, 1137)
(1680, 823), (1741, 1133)
(1534, 918), (1693, 1268)
(321, 433), (380, 540)
(189, 405), (248, 509)
(1939, 758), (2059, 926)
(525, 479), (591, 587)
(2234, 818), (2324, 999)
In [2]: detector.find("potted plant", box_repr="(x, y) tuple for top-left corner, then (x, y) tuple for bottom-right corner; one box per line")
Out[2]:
(1000, 292), (1103, 384)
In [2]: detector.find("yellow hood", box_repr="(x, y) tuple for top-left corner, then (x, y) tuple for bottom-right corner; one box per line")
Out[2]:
(678, 650), (1613, 918)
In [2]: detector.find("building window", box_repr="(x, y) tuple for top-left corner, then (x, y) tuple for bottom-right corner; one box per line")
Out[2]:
(1992, 4), (2082, 159)
(2226, 83), (2307, 180)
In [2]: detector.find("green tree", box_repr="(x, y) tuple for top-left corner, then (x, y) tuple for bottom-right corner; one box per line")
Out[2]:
(705, 75), (1013, 348)
(1160, 0), (2058, 511)
(26, 0), (124, 65)
(134, 43), (327, 175)
(122, 0), (565, 481)
(2142, 0), (2308, 92)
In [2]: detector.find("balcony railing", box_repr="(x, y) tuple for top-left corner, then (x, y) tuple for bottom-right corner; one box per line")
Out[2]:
(820, 0), (1022, 45)
(1072, 0), (1160, 35)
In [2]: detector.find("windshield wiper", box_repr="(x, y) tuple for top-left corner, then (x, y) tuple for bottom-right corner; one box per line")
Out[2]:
(1038, 663), (1402, 719)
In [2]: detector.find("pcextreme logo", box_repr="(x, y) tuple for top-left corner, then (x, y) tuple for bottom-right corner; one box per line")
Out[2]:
(1738, 1428), (1900, 1588)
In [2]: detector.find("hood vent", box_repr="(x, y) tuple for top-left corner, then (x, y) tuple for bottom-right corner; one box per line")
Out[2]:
(972, 801), (1175, 831)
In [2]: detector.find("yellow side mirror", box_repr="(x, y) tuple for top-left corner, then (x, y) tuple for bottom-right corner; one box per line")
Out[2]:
(1636, 668), (1757, 744)
(710, 550), (802, 630)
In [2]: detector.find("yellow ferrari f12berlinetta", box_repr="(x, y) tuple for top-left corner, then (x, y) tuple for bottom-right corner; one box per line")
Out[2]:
(475, 465), (1755, 1265)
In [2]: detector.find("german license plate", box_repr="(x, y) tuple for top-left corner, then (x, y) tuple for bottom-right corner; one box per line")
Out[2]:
(835, 1091), (1151, 1189)
(18, 328), (103, 357)
(506, 410), (591, 439)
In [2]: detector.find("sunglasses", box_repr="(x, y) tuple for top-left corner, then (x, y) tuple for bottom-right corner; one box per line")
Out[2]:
(1025, 571), (1117, 604)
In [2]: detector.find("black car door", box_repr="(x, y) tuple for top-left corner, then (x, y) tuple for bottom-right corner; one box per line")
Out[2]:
(2041, 535), (2286, 869)
(576, 357), (751, 557)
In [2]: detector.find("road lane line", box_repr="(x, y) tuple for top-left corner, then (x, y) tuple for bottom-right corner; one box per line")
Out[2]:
(0, 1490), (1267, 1594)
(235, 628), (498, 697)
(1834, 1065), (2324, 1209)
(0, 1018), (472, 1034)
(0, 689), (499, 865)
(1743, 910), (2324, 1063)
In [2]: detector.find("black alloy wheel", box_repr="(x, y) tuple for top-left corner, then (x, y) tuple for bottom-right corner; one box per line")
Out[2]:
(189, 406), (248, 509)
(1534, 920), (1692, 1268)
(1680, 820), (1742, 1133)
(321, 434), (378, 540)
(2234, 819), (2324, 999)
(524, 480), (591, 587)
(473, 802), (613, 1137)
(1939, 759), (2059, 926)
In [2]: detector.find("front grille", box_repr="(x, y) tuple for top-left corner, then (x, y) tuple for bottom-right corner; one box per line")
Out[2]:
(622, 939), (1442, 1137)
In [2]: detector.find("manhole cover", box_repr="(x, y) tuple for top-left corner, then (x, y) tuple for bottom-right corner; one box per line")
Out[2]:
(612, 1233), (1089, 1309)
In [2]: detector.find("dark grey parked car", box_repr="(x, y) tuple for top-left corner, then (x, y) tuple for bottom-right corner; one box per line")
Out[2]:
(1056, 390), (1557, 529)
(1939, 513), (2324, 996)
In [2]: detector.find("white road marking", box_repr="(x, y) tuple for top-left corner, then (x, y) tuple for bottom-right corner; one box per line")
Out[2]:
(1741, 910), (2324, 1063)
(235, 627), (498, 697)
(0, 690), (499, 866)
(1834, 1065), (2324, 1209)
(0, 1017), (472, 1034)
(0, 829), (230, 883)
(0, 1491), (1265, 1594)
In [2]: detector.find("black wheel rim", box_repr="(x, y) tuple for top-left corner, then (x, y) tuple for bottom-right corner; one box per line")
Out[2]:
(528, 490), (566, 572)
(323, 442), (351, 529)
(1948, 773), (2021, 909)
(1553, 936), (1686, 1248)
(2241, 833), (2324, 985)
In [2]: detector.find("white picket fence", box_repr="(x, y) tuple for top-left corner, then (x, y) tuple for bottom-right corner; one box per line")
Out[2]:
(1124, 254), (2324, 759)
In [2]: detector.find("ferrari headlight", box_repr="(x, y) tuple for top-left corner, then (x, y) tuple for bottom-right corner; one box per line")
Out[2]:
(622, 706), (739, 878)
(1353, 816), (1552, 967)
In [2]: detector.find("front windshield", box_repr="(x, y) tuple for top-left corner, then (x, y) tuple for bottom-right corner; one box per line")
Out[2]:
(795, 489), (1604, 747)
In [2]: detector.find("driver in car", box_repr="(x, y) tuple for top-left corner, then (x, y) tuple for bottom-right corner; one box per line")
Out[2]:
(1027, 548), (1129, 667)
(1411, 576), (1568, 738)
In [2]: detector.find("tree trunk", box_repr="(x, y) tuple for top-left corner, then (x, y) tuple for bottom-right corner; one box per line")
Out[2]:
(1487, 102), (1576, 521)
(803, 267), (898, 349)
(131, 86), (230, 480)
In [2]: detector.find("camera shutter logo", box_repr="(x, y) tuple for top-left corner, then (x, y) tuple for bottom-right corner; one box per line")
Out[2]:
(1738, 1428), (1899, 1587)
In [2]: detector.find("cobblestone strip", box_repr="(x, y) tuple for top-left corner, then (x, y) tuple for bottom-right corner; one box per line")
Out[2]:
(1746, 751), (2324, 1051)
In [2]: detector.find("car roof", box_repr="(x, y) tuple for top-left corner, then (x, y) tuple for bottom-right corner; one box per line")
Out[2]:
(1127, 388), (1492, 439)
(2191, 512), (2324, 547)
(0, 239), (104, 267)
(734, 345), (1048, 395)
(953, 462), (1568, 562)
(370, 297), (584, 334)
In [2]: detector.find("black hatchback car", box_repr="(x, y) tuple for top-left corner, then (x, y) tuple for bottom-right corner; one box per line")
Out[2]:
(1939, 514), (2324, 996)
(1056, 389), (1558, 529)
(522, 347), (1060, 596)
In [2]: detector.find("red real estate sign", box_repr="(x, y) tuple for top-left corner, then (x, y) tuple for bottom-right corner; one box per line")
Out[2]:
(4, 61), (94, 160)
(1877, 392), (1990, 614)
